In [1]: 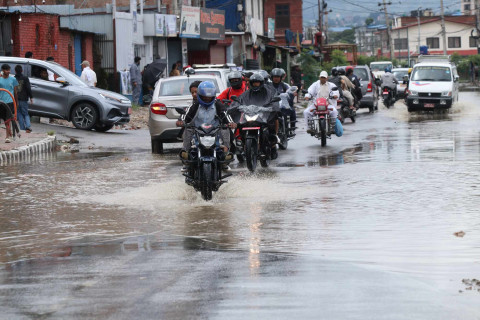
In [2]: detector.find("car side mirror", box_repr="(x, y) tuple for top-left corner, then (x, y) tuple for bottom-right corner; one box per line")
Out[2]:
(175, 107), (186, 115)
(403, 75), (409, 84)
(56, 77), (69, 86)
(454, 76), (459, 82)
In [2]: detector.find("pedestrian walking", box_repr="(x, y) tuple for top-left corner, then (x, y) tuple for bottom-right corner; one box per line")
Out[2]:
(14, 65), (33, 133)
(80, 60), (97, 87)
(130, 56), (142, 106)
(0, 64), (19, 143)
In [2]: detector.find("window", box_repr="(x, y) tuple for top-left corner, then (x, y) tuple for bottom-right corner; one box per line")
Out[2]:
(160, 78), (220, 96)
(31, 65), (58, 82)
(426, 37), (439, 49)
(448, 37), (461, 48)
(275, 4), (290, 29)
(411, 66), (452, 82)
(464, 4), (471, 11)
(470, 36), (478, 48)
(394, 38), (408, 50)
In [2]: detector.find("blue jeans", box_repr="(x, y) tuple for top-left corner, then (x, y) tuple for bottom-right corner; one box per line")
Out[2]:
(17, 100), (31, 130)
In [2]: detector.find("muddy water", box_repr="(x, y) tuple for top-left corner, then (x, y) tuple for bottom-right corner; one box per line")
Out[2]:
(1, 93), (480, 313)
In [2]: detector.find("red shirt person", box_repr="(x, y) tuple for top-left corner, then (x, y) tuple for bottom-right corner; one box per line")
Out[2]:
(217, 71), (247, 102)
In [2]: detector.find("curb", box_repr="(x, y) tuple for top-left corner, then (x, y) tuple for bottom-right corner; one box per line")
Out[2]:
(0, 135), (56, 166)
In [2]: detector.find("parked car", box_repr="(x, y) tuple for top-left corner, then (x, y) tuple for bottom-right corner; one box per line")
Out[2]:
(392, 68), (409, 98)
(0, 57), (131, 131)
(338, 65), (378, 112)
(149, 74), (226, 153)
(192, 64), (237, 87)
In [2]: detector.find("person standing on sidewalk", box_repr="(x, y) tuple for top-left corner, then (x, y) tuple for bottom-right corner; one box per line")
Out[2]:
(80, 60), (97, 87)
(0, 64), (19, 143)
(130, 56), (142, 106)
(14, 65), (33, 133)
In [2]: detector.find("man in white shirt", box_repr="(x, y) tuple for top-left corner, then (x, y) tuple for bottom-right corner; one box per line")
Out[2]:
(304, 70), (339, 134)
(80, 60), (97, 87)
(46, 57), (55, 81)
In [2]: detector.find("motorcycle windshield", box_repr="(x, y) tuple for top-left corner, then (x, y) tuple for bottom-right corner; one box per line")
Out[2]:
(196, 123), (219, 135)
(237, 104), (273, 125)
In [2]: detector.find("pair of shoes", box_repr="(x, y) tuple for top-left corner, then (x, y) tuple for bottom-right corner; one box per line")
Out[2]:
(180, 166), (188, 172)
(5, 138), (11, 143)
(26, 128), (32, 133)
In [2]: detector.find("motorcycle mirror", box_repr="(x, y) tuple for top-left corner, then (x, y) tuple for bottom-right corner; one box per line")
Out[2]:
(271, 96), (281, 102)
(221, 99), (231, 104)
(56, 77), (69, 86)
(175, 107), (186, 115)
(331, 86), (338, 91)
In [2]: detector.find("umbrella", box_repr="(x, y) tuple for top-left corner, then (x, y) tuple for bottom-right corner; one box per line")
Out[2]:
(143, 60), (167, 88)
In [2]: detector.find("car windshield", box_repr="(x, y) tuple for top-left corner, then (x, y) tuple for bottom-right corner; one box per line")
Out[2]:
(411, 66), (452, 82)
(49, 63), (88, 87)
(393, 70), (408, 81)
(160, 78), (220, 96)
(353, 68), (369, 81)
(370, 63), (392, 72)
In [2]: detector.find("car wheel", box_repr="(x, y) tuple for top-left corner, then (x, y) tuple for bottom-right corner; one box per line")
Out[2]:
(151, 138), (164, 154)
(71, 103), (98, 130)
(93, 122), (114, 132)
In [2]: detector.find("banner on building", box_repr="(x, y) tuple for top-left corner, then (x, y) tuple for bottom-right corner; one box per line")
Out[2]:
(180, 6), (200, 38)
(268, 18), (275, 39)
(155, 14), (177, 37)
(200, 8), (225, 40)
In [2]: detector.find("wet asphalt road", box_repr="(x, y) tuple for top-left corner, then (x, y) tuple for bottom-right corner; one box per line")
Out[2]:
(1, 94), (480, 319)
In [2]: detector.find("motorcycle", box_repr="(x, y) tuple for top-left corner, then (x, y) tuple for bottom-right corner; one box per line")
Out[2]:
(382, 87), (394, 108)
(278, 86), (298, 150)
(176, 108), (233, 201)
(308, 97), (334, 147)
(230, 96), (281, 172)
(337, 96), (356, 124)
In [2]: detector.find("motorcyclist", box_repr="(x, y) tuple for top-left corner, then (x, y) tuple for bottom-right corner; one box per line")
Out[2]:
(234, 73), (281, 159)
(271, 68), (296, 132)
(217, 71), (247, 102)
(329, 67), (344, 98)
(380, 66), (398, 101)
(177, 81), (236, 159)
(346, 66), (363, 105)
(304, 70), (340, 135)
(259, 70), (273, 89)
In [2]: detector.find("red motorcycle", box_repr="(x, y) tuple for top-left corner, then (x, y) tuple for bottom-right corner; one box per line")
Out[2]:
(308, 97), (331, 147)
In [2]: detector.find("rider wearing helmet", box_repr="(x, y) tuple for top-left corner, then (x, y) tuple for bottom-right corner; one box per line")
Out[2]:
(178, 81), (236, 153)
(329, 67), (343, 96)
(380, 66), (398, 100)
(233, 72), (281, 159)
(346, 66), (363, 103)
(217, 71), (247, 102)
(271, 67), (297, 130)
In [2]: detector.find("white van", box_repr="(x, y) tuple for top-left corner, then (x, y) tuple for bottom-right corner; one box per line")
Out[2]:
(370, 61), (393, 79)
(406, 55), (459, 112)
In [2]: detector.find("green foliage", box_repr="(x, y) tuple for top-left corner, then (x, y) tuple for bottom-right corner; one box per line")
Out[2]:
(330, 49), (347, 66)
(298, 51), (322, 88)
(328, 29), (356, 44)
(47, 131), (55, 136)
(365, 18), (374, 26)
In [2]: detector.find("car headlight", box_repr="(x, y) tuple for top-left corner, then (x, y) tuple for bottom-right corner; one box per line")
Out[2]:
(100, 93), (131, 104)
(409, 90), (418, 96)
(199, 136), (216, 148)
(245, 114), (259, 122)
(442, 91), (452, 97)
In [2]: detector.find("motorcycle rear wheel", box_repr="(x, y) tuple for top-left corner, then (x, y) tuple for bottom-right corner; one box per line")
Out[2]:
(200, 162), (213, 201)
(245, 138), (258, 172)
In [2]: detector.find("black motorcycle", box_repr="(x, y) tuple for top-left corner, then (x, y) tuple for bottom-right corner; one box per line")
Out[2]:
(278, 90), (297, 150)
(382, 87), (394, 108)
(337, 97), (356, 124)
(176, 108), (233, 201)
(230, 96), (281, 172)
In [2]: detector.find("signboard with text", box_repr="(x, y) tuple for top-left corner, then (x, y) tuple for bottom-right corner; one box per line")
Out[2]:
(180, 6), (200, 38)
(200, 8), (225, 40)
(268, 18), (275, 39)
(155, 14), (177, 37)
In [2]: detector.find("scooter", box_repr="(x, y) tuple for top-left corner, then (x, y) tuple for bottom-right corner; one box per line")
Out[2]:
(382, 87), (394, 108)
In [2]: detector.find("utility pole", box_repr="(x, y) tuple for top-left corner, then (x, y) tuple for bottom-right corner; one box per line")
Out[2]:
(379, 0), (394, 59)
(475, 0), (480, 53)
(318, 0), (323, 51)
(417, 7), (421, 54)
(440, 0), (447, 55)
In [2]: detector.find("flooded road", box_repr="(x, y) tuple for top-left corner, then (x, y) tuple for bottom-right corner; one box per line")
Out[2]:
(1, 93), (480, 318)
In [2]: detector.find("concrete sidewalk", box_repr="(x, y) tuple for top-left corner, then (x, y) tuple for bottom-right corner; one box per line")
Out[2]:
(0, 125), (56, 165)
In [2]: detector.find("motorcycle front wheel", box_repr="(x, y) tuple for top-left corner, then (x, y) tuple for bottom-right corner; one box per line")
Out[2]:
(320, 118), (327, 147)
(200, 162), (213, 201)
(278, 119), (288, 150)
(245, 138), (258, 172)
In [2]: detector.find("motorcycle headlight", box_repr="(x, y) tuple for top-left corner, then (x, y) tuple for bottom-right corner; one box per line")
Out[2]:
(409, 90), (418, 96)
(316, 105), (327, 111)
(199, 136), (216, 148)
(442, 91), (452, 97)
(245, 114), (259, 122)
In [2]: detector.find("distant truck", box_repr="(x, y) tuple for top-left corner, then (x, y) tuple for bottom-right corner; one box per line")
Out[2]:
(370, 61), (393, 80)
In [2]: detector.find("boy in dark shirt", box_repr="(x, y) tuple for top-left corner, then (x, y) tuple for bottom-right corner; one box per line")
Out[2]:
(14, 65), (33, 133)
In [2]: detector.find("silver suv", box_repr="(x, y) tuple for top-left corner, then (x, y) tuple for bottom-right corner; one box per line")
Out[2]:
(0, 57), (132, 131)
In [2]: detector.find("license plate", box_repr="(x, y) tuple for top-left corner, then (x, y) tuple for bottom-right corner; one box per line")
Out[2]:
(400, 84), (406, 88)
(424, 103), (434, 108)
(128, 107), (132, 114)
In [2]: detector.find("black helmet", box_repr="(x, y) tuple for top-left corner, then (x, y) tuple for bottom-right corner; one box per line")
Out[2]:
(271, 68), (283, 78)
(338, 68), (346, 76)
(228, 71), (243, 89)
(259, 70), (270, 82)
(331, 67), (338, 77)
(249, 73), (265, 92)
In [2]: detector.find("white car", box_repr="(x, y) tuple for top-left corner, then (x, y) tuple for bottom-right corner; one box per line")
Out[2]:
(406, 55), (459, 112)
(392, 68), (409, 98)
(149, 74), (226, 153)
(192, 64), (238, 88)
(370, 61), (393, 80)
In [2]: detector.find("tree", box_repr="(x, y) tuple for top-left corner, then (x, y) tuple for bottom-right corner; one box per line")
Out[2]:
(365, 18), (374, 26)
(328, 29), (356, 44)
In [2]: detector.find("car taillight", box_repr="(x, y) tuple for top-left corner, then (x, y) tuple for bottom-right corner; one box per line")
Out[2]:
(367, 81), (373, 92)
(151, 103), (167, 115)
